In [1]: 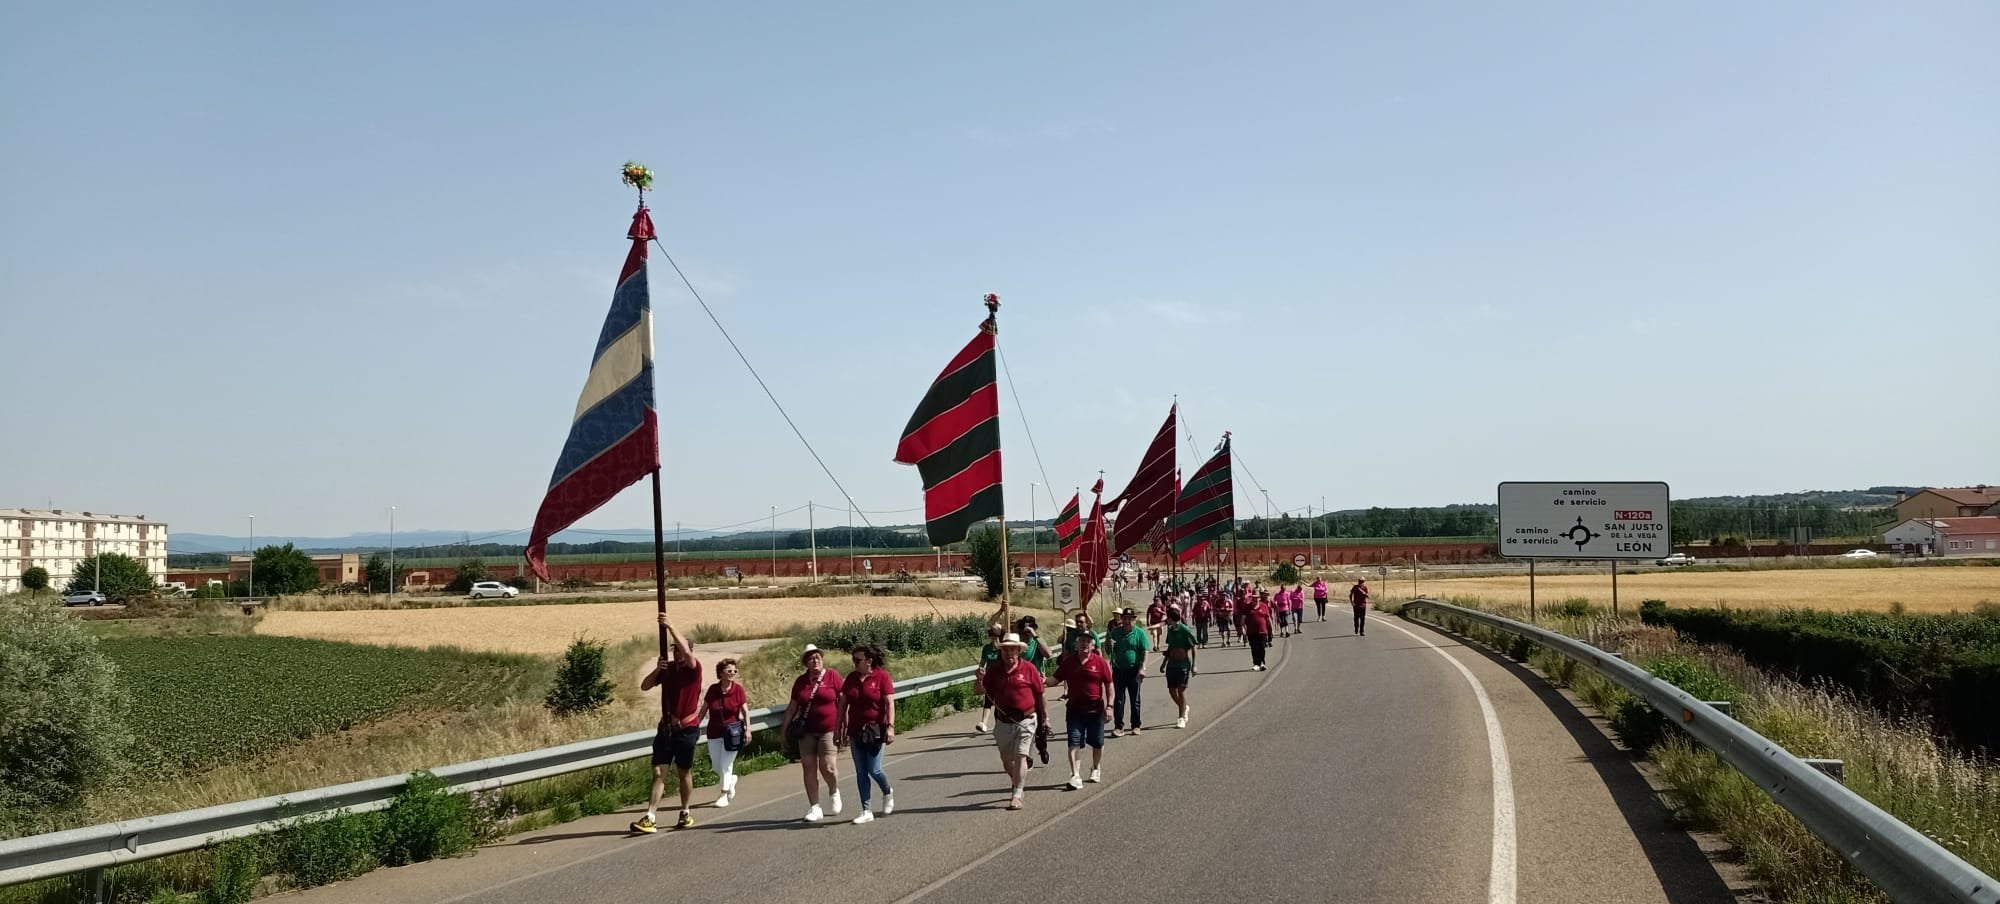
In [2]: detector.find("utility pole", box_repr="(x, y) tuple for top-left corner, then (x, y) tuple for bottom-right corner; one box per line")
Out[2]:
(246, 514), (255, 599)
(388, 506), (396, 599)
(1029, 483), (1039, 574)
(770, 506), (777, 579)
(808, 501), (818, 581)
(848, 504), (855, 577)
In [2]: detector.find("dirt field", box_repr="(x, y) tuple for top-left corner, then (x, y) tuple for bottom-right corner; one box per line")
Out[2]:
(1419, 566), (1998, 613)
(256, 595), (998, 655)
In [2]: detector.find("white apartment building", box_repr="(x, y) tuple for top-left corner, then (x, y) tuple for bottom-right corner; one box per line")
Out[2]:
(0, 508), (169, 593)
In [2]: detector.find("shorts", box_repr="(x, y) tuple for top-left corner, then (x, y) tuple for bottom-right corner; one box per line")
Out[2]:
(1066, 710), (1105, 749)
(797, 731), (837, 758)
(994, 715), (1038, 760)
(1165, 661), (1193, 689)
(651, 726), (701, 769)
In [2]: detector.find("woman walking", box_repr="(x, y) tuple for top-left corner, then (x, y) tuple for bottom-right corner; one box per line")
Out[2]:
(697, 657), (750, 808)
(1161, 606), (1197, 728)
(784, 644), (844, 822)
(1312, 578), (1329, 622)
(1290, 586), (1307, 634)
(1275, 585), (1292, 638)
(842, 644), (896, 824)
(1245, 591), (1274, 671)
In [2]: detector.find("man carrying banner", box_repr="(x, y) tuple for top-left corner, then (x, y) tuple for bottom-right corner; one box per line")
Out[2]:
(632, 617), (700, 832)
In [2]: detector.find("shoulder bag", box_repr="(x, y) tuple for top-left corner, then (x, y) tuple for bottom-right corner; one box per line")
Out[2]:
(786, 671), (825, 741)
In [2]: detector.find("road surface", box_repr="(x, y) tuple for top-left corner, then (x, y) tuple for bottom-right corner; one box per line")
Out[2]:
(282, 611), (1742, 904)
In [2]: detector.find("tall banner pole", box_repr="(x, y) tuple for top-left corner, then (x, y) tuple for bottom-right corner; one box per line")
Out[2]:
(650, 470), (671, 657)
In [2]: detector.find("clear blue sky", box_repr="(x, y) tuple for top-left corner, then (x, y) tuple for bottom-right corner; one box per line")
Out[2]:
(4, 2), (1995, 540)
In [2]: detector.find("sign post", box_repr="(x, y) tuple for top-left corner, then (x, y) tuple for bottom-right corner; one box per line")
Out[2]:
(1499, 481), (1672, 618)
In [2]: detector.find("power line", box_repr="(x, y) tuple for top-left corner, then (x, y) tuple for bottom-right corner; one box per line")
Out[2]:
(996, 344), (1061, 512)
(652, 238), (875, 530)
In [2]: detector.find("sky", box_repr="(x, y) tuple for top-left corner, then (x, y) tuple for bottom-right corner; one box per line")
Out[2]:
(3, 1), (1996, 543)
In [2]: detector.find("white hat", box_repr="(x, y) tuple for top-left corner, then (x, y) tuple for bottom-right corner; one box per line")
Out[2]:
(800, 643), (823, 664)
(997, 632), (1029, 650)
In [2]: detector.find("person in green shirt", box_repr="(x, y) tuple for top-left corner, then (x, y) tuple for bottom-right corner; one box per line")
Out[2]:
(1161, 606), (1198, 729)
(1104, 607), (1151, 735)
(974, 621), (1005, 733)
(1062, 609), (1100, 655)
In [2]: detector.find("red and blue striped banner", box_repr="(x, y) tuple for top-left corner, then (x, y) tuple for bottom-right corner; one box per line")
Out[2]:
(526, 207), (660, 580)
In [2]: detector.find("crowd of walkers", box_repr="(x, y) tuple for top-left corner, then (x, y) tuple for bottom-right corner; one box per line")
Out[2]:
(628, 573), (1374, 832)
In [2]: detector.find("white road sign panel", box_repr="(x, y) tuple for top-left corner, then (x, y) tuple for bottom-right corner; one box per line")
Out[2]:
(1054, 574), (1080, 609)
(1498, 481), (1671, 560)
(1292, 553), (1307, 567)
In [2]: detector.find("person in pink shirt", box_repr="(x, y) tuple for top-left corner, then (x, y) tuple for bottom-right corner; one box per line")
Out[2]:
(1245, 591), (1274, 670)
(1312, 578), (1330, 622)
(1290, 586), (1307, 632)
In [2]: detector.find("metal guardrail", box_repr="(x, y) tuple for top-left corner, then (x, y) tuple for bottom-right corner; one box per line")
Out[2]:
(0, 665), (978, 888)
(1402, 599), (1998, 904)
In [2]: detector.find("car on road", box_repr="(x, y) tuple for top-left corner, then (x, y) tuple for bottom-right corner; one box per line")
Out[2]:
(467, 581), (519, 600)
(1840, 549), (1879, 559)
(62, 590), (108, 606)
(1023, 568), (1052, 588)
(1655, 553), (1697, 567)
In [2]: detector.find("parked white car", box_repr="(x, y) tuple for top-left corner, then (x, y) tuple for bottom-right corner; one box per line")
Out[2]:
(468, 581), (520, 600)
(1656, 553), (1697, 567)
(62, 589), (108, 606)
(1840, 549), (1879, 559)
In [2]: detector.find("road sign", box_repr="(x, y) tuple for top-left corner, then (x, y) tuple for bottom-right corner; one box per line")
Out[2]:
(1292, 553), (1307, 567)
(862, 558), (873, 571)
(1498, 482), (1671, 560)
(1053, 574), (1080, 609)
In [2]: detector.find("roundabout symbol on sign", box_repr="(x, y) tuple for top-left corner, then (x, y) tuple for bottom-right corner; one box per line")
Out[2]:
(1561, 517), (1600, 552)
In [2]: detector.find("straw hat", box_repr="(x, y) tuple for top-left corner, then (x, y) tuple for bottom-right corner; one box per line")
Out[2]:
(997, 632), (1029, 650)
(799, 643), (824, 665)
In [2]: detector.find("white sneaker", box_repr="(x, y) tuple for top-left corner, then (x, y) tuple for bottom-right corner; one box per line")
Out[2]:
(803, 804), (823, 823)
(714, 790), (731, 808)
(851, 810), (874, 825)
(883, 793), (895, 815)
(1088, 768), (1102, 783)
(1175, 716), (1188, 729)
(830, 791), (843, 816)
(975, 721), (990, 733)
(1067, 773), (1083, 790)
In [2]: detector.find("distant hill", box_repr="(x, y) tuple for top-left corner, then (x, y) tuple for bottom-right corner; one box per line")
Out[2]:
(170, 527), (725, 555)
(1677, 487), (1911, 510)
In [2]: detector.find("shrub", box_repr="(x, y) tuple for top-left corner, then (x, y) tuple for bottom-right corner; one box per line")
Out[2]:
(21, 566), (49, 591)
(248, 544), (321, 596)
(201, 839), (267, 904)
(579, 789), (618, 816)
(376, 771), (473, 867)
(964, 528), (1007, 599)
(544, 636), (613, 716)
(808, 614), (988, 656)
(1609, 696), (1669, 755)
(447, 559), (493, 594)
(504, 574), (531, 590)
(1506, 634), (1534, 662)
(276, 811), (379, 888)
(0, 595), (132, 828)
(1638, 598), (1667, 622)
(1270, 561), (1301, 584)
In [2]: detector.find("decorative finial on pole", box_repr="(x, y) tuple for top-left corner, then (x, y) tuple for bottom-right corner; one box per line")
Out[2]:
(981, 292), (1001, 334)
(621, 161), (655, 208)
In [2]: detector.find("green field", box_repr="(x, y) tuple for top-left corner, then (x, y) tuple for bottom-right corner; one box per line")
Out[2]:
(100, 635), (541, 773)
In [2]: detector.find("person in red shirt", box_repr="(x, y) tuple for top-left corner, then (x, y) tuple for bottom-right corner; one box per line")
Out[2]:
(1050, 630), (1114, 788)
(1349, 578), (1371, 636)
(695, 657), (750, 809)
(783, 644), (845, 823)
(1246, 591), (1275, 671)
(841, 644), (896, 824)
(1192, 594), (1212, 648)
(632, 616), (701, 833)
(980, 633), (1047, 810)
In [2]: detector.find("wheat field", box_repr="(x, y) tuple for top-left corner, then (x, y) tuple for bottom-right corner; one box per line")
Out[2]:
(256, 595), (997, 655)
(1417, 566), (1997, 613)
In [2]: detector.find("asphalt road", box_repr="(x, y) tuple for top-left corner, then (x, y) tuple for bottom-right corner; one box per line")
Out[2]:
(282, 610), (1742, 904)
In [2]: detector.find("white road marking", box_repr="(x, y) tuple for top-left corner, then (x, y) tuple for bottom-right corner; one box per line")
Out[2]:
(897, 634), (1294, 903)
(1373, 614), (1518, 904)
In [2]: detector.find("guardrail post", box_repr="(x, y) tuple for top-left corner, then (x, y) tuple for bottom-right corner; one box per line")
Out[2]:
(1703, 700), (1733, 717)
(1803, 758), (1846, 785)
(83, 867), (106, 903)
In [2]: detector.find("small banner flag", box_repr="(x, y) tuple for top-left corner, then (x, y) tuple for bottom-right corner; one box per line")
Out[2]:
(1055, 492), (1083, 558)
(1172, 435), (1233, 564)
(526, 207), (660, 580)
(893, 299), (1003, 547)
(1078, 486), (1110, 607)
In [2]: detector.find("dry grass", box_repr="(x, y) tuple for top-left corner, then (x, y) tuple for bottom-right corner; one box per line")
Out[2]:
(256, 595), (996, 655)
(1418, 567), (1996, 613)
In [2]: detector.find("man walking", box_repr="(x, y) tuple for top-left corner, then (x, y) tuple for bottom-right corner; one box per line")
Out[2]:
(1105, 607), (1150, 735)
(1161, 606), (1197, 728)
(1051, 630), (1113, 788)
(980, 632), (1048, 810)
(633, 616), (701, 832)
(1350, 578), (1371, 636)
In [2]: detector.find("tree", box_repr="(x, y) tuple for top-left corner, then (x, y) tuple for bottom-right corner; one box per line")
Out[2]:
(249, 543), (321, 596)
(0, 595), (132, 827)
(362, 553), (403, 594)
(1270, 561), (1301, 584)
(447, 558), (492, 593)
(545, 637), (613, 716)
(20, 567), (49, 592)
(964, 526), (1009, 600)
(63, 553), (154, 601)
